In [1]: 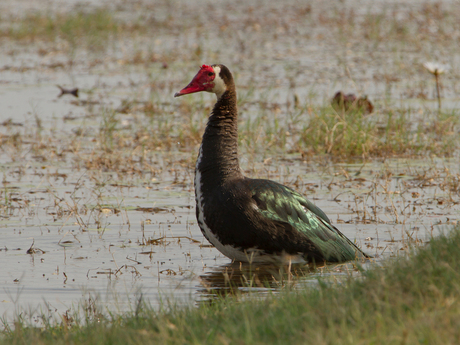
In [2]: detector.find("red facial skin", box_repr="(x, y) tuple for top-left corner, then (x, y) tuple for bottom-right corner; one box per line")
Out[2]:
(174, 65), (216, 97)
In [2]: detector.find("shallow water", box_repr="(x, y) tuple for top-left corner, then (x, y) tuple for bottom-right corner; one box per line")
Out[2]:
(1, 0), (460, 325)
(2, 148), (457, 323)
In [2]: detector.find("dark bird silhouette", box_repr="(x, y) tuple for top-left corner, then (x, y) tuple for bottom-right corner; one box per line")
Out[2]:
(175, 65), (369, 264)
(57, 85), (79, 98)
(332, 91), (373, 114)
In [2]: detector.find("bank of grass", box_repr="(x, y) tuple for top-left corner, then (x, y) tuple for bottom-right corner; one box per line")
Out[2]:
(3, 226), (460, 344)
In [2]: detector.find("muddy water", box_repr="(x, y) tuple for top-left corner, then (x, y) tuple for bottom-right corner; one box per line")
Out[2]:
(1, 144), (458, 322)
(1, 0), (460, 324)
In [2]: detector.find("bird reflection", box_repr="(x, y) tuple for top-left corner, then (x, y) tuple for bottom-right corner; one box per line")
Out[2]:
(197, 261), (326, 304)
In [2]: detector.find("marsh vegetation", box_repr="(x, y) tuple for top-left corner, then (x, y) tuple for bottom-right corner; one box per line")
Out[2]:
(0, 0), (459, 341)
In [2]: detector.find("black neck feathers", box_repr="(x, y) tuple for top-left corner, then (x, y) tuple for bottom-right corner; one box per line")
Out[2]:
(196, 69), (242, 184)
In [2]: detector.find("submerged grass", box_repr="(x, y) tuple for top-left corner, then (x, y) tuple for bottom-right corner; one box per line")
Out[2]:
(3, 226), (460, 344)
(2, 8), (119, 40)
(0, 1), (459, 163)
(2, 93), (460, 181)
(0, 8), (120, 54)
(298, 106), (460, 157)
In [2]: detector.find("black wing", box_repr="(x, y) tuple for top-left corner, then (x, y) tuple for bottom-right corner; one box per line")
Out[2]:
(249, 179), (367, 262)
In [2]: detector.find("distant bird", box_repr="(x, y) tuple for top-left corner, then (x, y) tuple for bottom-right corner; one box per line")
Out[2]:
(332, 91), (373, 114)
(175, 64), (369, 264)
(57, 85), (79, 98)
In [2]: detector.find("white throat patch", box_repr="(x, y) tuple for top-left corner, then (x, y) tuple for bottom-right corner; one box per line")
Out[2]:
(211, 66), (226, 99)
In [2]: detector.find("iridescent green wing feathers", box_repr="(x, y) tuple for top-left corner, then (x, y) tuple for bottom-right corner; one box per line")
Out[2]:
(250, 179), (366, 262)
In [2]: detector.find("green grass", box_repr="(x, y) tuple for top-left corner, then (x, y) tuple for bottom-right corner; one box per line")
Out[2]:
(298, 106), (460, 157)
(6, 93), (459, 180)
(0, 8), (120, 53)
(3, 226), (460, 344)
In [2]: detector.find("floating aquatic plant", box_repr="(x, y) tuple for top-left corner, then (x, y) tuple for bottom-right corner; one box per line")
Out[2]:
(423, 62), (449, 111)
